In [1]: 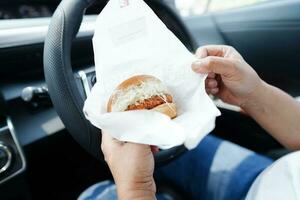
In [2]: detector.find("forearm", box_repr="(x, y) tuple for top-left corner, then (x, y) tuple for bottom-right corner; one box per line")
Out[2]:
(242, 81), (300, 150)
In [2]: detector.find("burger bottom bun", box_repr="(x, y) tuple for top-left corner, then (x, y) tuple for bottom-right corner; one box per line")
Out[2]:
(152, 103), (177, 119)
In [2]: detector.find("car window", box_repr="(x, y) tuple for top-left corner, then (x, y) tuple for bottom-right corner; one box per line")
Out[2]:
(164, 0), (271, 17)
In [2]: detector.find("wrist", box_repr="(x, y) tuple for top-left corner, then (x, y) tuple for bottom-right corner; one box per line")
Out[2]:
(116, 177), (156, 200)
(118, 189), (156, 200)
(240, 80), (270, 113)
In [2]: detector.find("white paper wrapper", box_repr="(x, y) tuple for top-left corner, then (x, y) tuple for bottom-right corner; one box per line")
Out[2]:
(83, 0), (221, 149)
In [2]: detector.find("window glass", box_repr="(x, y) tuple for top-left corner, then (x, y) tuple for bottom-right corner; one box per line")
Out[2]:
(163, 0), (270, 17)
(209, 0), (268, 12)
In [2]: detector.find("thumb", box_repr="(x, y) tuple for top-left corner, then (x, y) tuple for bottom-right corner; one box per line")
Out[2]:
(192, 56), (235, 77)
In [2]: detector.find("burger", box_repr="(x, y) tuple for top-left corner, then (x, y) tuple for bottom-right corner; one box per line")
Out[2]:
(107, 75), (177, 119)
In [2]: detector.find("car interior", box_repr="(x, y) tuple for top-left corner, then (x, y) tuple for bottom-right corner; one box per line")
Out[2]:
(0, 0), (300, 199)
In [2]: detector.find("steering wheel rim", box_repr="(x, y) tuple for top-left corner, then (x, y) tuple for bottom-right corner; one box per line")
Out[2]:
(44, 0), (194, 165)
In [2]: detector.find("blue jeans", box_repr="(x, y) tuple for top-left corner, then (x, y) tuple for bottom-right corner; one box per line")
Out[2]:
(78, 135), (273, 200)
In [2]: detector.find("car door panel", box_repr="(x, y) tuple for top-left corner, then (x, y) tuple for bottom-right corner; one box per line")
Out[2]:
(183, 15), (226, 46)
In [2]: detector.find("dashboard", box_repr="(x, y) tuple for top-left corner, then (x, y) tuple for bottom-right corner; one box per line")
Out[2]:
(0, 0), (103, 20)
(0, 4), (54, 19)
(0, 1), (104, 195)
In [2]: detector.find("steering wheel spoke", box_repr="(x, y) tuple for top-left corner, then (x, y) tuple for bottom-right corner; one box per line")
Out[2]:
(76, 67), (96, 98)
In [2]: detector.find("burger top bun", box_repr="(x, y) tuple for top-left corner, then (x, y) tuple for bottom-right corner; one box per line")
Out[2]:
(112, 75), (156, 92)
(107, 75), (177, 119)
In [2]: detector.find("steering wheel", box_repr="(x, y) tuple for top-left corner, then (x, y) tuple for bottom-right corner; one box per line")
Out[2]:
(43, 0), (196, 165)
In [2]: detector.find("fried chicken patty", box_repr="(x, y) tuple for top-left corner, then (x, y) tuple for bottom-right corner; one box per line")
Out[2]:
(126, 94), (173, 111)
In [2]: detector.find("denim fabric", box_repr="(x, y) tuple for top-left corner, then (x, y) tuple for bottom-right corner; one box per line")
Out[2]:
(78, 181), (118, 200)
(78, 180), (170, 200)
(155, 135), (273, 200)
(78, 135), (273, 200)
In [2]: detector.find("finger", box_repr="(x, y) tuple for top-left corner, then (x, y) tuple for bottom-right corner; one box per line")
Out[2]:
(206, 79), (218, 88)
(205, 81), (216, 91)
(101, 132), (113, 157)
(150, 145), (159, 154)
(124, 142), (153, 154)
(196, 45), (229, 58)
(205, 77), (215, 86)
(101, 131), (114, 143)
(101, 131), (122, 153)
(206, 88), (211, 95)
(196, 45), (241, 58)
(195, 46), (208, 58)
(210, 88), (219, 95)
(103, 132), (125, 144)
(192, 56), (235, 76)
(207, 72), (216, 79)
